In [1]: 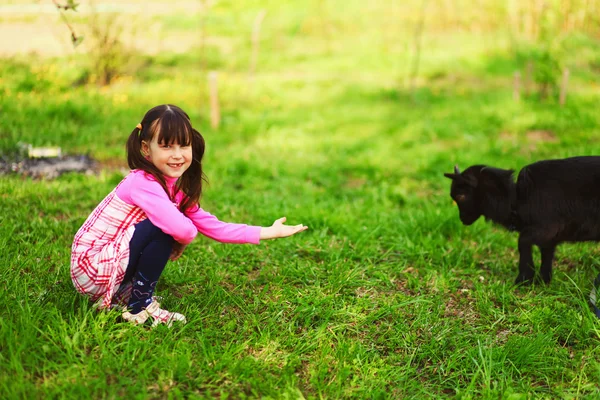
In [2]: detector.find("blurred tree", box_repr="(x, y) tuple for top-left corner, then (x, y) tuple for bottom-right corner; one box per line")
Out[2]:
(84, 10), (131, 86)
(52, 0), (133, 86)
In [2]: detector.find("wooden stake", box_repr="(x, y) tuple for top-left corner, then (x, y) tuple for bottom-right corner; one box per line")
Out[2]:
(525, 61), (533, 96)
(513, 71), (521, 101)
(559, 68), (570, 106)
(208, 71), (220, 129)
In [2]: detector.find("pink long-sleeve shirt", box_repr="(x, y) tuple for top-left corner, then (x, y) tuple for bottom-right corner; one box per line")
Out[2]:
(116, 169), (261, 245)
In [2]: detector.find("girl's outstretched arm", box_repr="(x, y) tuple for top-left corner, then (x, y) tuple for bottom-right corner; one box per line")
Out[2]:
(186, 205), (306, 243)
(260, 217), (308, 240)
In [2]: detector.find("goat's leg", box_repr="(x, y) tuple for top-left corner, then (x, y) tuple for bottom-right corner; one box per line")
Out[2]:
(538, 244), (556, 284)
(515, 236), (535, 284)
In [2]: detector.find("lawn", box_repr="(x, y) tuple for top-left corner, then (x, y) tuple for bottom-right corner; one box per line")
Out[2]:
(1, 0), (600, 398)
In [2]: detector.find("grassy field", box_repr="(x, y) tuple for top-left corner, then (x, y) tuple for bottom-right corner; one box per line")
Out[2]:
(2, 1), (600, 398)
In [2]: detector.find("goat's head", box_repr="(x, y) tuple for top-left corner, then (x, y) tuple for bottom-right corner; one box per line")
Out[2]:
(444, 164), (515, 226)
(444, 165), (482, 225)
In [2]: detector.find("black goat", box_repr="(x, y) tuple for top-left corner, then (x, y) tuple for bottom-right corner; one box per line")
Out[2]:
(444, 156), (600, 284)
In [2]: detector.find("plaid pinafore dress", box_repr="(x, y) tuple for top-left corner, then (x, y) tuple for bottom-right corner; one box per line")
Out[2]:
(71, 189), (147, 309)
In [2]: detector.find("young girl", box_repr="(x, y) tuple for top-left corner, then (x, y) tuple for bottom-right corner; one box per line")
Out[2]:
(71, 104), (307, 327)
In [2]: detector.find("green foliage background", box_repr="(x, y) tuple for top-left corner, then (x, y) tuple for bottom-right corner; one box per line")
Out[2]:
(1, 0), (600, 398)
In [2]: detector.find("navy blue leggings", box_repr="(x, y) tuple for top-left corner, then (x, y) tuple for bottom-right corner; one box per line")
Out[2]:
(123, 219), (174, 313)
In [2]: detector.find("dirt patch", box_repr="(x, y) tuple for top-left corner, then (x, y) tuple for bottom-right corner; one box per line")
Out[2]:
(499, 130), (558, 144)
(0, 154), (96, 178)
(526, 130), (558, 143)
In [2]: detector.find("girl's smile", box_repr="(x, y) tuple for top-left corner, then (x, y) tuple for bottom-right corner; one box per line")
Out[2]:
(142, 138), (192, 179)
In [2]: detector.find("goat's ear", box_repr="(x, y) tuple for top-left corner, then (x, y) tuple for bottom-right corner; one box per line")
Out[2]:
(444, 173), (458, 180)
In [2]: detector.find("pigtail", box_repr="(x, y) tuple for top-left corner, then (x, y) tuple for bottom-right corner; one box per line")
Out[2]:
(126, 126), (144, 170)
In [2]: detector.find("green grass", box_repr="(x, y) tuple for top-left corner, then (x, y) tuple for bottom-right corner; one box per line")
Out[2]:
(2, 1), (600, 398)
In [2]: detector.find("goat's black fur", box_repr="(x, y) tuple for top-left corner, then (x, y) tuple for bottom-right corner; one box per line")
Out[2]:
(444, 156), (600, 284)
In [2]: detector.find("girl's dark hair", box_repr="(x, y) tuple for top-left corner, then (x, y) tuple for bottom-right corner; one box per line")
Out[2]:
(126, 104), (206, 212)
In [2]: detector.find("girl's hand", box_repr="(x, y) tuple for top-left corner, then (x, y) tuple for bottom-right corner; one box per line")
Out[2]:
(260, 217), (308, 240)
(170, 242), (187, 261)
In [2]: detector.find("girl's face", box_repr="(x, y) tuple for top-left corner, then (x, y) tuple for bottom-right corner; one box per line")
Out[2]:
(142, 135), (192, 179)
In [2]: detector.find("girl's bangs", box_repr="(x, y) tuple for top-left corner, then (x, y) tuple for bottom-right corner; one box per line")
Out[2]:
(154, 113), (192, 146)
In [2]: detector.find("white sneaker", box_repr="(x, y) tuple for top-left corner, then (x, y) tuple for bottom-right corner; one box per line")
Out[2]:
(122, 300), (186, 327)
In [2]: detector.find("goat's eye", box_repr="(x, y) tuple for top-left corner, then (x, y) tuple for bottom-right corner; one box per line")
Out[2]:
(455, 194), (466, 202)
